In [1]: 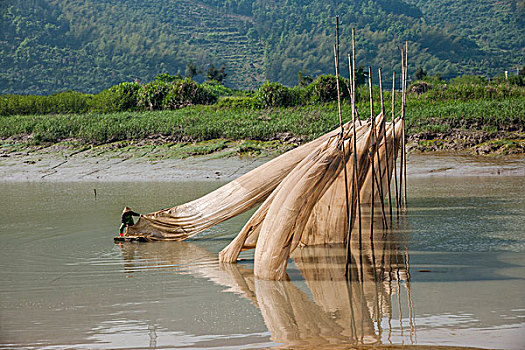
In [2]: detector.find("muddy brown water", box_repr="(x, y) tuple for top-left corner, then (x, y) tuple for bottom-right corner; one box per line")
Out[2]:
(1, 171), (524, 348)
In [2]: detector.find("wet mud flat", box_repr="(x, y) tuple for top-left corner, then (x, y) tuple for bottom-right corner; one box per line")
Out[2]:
(1, 140), (524, 182)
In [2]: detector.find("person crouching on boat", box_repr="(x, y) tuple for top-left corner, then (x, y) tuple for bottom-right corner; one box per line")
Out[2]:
(120, 207), (140, 237)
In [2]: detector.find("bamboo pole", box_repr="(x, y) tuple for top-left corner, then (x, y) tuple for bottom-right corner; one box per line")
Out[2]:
(368, 66), (375, 242)
(403, 41), (408, 210)
(346, 52), (356, 273)
(372, 70), (388, 228)
(334, 43), (350, 253)
(345, 28), (362, 279)
(379, 68), (393, 219)
(391, 71), (399, 214)
(398, 50), (405, 208)
(353, 28), (363, 282)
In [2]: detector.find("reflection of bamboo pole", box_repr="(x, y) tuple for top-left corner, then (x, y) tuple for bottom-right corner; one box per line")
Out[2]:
(396, 263), (404, 337)
(401, 213), (416, 343)
(368, 207), (382, 339)
(379, 69), (393, 219)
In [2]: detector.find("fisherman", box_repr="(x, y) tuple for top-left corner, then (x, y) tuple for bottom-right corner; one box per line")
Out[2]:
(119, 207), (141, 236)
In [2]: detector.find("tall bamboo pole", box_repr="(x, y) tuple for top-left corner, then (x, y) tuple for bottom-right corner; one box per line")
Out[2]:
(346, 28), (362, 279)
(346, 52), (356, 277)
(354, 28), (364, 283)
(334, 43), (350, 254)
(398, 50), (405, 207)
(371, 71), (388, 228)
(334, 17), (351, 260)
(368, 66), (375, 242)
(391, 71), (399, 214)
(403, 41), (408, 210)
(379, 68), (393, 219)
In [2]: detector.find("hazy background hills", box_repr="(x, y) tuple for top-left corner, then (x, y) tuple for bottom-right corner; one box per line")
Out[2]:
(1, 0), (523, 94)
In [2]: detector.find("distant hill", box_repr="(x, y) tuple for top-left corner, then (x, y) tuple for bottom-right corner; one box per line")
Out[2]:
(1, 0), (523, 94)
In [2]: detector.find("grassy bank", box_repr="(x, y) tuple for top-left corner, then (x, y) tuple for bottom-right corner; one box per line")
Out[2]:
(2, 98), (523, 141)
(1, 77), (524, 156)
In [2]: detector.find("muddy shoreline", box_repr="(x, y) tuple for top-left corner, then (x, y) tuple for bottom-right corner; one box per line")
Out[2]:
(1, 139), (524, 181)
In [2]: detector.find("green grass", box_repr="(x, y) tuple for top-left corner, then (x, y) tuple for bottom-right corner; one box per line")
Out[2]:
(1, 96), (524, 146)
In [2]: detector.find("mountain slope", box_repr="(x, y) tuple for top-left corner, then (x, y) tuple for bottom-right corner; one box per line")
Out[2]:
(0, 0), (522, 94)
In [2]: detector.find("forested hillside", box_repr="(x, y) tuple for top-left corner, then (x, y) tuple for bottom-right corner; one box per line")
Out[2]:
(406, 0), (523, 61)
(1, 0), (523, 94)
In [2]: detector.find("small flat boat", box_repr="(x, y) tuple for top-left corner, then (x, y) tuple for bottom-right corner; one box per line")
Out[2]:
(113, 236), (149, 243)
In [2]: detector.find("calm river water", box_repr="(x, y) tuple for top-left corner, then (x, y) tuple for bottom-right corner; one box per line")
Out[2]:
(1, 176), (524, 349)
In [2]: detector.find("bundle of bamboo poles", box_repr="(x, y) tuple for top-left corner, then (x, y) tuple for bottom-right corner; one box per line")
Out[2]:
(124, 21), (409, 281)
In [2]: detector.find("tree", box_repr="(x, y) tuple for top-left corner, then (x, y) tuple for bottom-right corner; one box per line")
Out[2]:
(355, 65), (366, 87)
(206, 63), (227, 84)
(297, 70), (313, 86)
(415, 66), (427, 80)
(185, 62), (198, 79)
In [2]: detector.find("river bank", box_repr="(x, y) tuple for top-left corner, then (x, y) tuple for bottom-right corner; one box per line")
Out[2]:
(1, 137), (524, 182)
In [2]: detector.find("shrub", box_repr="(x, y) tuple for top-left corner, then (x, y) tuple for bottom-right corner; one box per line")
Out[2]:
(308, 75), (349, 104)
(109, 82), (141, 111)
(0, 94), (49, 115)
(137, 80), (171, 111)
(46, 90), (91, 114)
(449, 75), (486, 85)
(163, 78), (217, 109)
(201, 81), (234, 99)
(256, 82), (295, 108)
(409, 81), (433, 95)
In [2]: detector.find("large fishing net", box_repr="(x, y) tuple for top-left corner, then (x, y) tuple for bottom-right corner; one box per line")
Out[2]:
(126, 117), (404, 279)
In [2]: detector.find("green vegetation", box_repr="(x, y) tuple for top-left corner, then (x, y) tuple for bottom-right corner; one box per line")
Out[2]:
(2, 0), (523, 94)
(2, 79), (523, 149)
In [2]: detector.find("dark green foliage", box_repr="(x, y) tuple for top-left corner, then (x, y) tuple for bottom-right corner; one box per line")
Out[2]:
(137, 79), (216, 111)
(308, 75), (350, 104)
(450, 75), (487, 85)
(415, 67), (427, 80)
(185, 62), (199, 79)
(206, 64), (227, 84)
(163, 79), (217, 109)
(155, 73), (182, 83)
(255, 82), (297, 108)
(504, 76), (525, 87)
(354, 66), (367, 88)
(201, 82), (236, 99)
(90, 82), (142, 113)
(137, 81), (172, 111)
(1, 0), (522, 94)
(0, 91), (91, 115)
(297, 71), (314, 87)
(0, 79), (216, 115)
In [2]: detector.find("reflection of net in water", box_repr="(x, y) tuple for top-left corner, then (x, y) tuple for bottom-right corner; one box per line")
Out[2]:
(117, 219), (416, 348)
